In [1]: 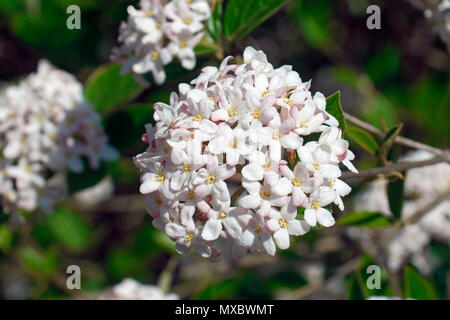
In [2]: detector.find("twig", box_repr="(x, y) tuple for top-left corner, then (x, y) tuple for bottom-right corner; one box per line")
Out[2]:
(344, 112), (445, 156)
(278, 255), (361, 300)
(340, 156), (449, 180)
(396, 189), (450, 227)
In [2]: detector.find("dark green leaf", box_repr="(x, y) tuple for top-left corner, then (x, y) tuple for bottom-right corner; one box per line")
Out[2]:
(326, 91), (346, 132)
(84, 63), (146, 113)
(0, 224), (12, 253)
(20, 246), (58, 276)
(337, 211), (393, 227)
(404, 266), (438, 299)
(66, 158), (109, 194)
(206, 2), (223, 42)
(194, 43), (219, 55)
(346, 124), (379, 155)
(224, 0), (287, 42)
(387, 178), (404, 220)
(46, 208), (92, 252)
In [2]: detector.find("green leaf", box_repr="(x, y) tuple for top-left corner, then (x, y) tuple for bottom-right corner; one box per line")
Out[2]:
(66, 158), (109, 194)
(346, 124), (379, 155)
(206, 1), (223, 42)
(194, 42), (219, 55)
(224, 0), (287, 42)
(0, 224), (12, 253)
(377, 123), (403, 164)
(387, 178), (404, 220)
(337, 211), (393, 227)
(326, 91), (346, 132)
(46, 208), (92, 252)
(404, 266), (438, 299)
(84, 63), (146, 113)
(20, 246), (58, 276)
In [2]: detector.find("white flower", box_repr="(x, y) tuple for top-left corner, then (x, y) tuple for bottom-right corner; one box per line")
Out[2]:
(99, 278), (179, 300)
(134, 46), (356, 260)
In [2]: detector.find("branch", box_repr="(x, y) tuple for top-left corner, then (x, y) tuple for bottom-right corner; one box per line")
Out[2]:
(340, 155), (449, 180)
(396, 189), (450, 227)
(344, 112), (445, 156)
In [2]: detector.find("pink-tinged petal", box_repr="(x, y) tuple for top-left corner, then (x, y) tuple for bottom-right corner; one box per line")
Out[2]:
(170, 172), (186, 191)
(216, 164), (236, 180)
(313, 145), (331, 163)
(196, 200), (211, 213)
(240, 229), (255, 247)
(175, 243), (191, 255)
(316, 208), (335, 227)
(320, 163), (341, 178)
(242, 163), (264, 181)
(200, 119), (218, 134)
(272, 177), (292, 196)
(266, 219), (280, 232)
(287, 220), (310, 236)
(280, 165), (295, 180)
(343, 158), (358, 173)
(208, 137), (226, 154)
(335, 179), (351, 196)
(226, 149), (240, 165)
(202, 219), (222, 241)
(269, 195), (287, 207)
(274, 229), (290, 249)
(269, 140), (281, 162)
(139, 179), (160, 194)
(318, 189), (337, 206)
(313, 92), (326, 110)
(210, 109), (228, 122)
(304, 209), (317, 227)
(180, 205), (195, 228)
(292, 187), (307, 206)
(194, 184), (213, 199)
(261, 233), (276, 256)
(239, 195), (260, 209)
(293, 163), (308, 178)
(165, 223), (186, 239)
(213, 180), (230, 202)
(297, 146), (313, 163)
(281, 132), (302, 149)
(222, 217), (243, 239)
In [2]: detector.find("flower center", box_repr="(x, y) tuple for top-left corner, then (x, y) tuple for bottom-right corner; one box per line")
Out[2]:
(252, 108), (261, 120)
(292, 177), (302, 187)
(262, 89), (270, 96)
(183, 164), (191, 172)
(272, 130), (281, 140)
(185, 233), (194, 242)
(300, 123), (308, 128)
(311, 200), (320, 210)
(206, 174), (216, 184)
(151, 51), (159, 61)
(187, 191), (194, 200)
(263, 162), (271, 170)
(312, 163), (320, 170)
(260, 190), (270, 200)
(279, 218), (287, 228)
(228, 106), (237, 117)
(284, 98), (293, 106)
(328, 178), (334, 187)
(156, 173), (165, 182)
(192, 114), (203, 121)
(169, 215), (174, 222)
(254, 225), (263, 234)
(228, 138), (238, 148)
(183, 17), (192, 25)
(218, 211), (227, 219)
(179, 41), (188, 49)
(146, 9), (153, 17)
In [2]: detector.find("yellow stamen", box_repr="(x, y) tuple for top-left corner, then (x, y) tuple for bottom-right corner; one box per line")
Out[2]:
(146, 9), (153, 17)
(183, 164), (191, 172)
(272, 130), (281, 140)
(192, 114), (203, 121)
(187, 191), (194, 200)
(263, 162), (272, 170)
(328, 179), (335, 187)
(156, 173), (165, 182)
(284, 98), (293, 106)
(279, 218), (287, 228)
(260, 190), (270, 200)
(218, 211), (227, 219)
(252, 108), (261, 120)
(228, 106), (237, 117)
(313, 163), (320, 170)
(292, 177), (302, 187)
(206, 174), (216, 184)
(151, 51), (159, 61)
(185, 233), (194, 242)
(262, 89), (270, 96)
(255, 225), (263, 234)
(156, 22), (162, 30)
(300, 123), (308, 128)
(228, 138), (238, 148)
(311, 200), (320, 210)
(183, 17), (192, 25)
(179, 41), (188, 49)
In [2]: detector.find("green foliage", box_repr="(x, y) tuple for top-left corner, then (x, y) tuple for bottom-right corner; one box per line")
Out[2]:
(107, 249), (150, 282)
(365, 46), (401, 84)
(224, 0), (287, 42)
(46, 208), (92, 252)
(325, 91), (346, 132)
(206, 1), (223, 42)
(404, 266), (438, 299)
(387, 178), (404, 220)
(84, 63), (146, 113)
(337, 211), (393, 227)
(66, 158), (109, 194)
(0, 224), (13, 253)
(20, 246), (58, 276)
(346, 125), (379, 155)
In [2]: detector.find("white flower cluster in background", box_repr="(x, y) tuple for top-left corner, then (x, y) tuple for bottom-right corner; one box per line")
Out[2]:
(134, 46), (357, 260)
(98, 278), (179, 300)
(409, 0), (450, 51)
(112, 0), (212, 84)
(0, 60), (117, 213)
(352, 150), (450, 275)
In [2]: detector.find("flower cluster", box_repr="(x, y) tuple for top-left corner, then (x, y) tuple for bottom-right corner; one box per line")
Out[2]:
(0, 60), (117, 213)
(111, 0), (212, 84)
(134, 46), (357, 260)
(98, 278), (179, 300)
(409, 0), (450, 51)
(351, 150), (450, 274)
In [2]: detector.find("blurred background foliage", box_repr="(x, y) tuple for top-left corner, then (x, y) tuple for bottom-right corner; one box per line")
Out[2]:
(0, 0), (449, 300)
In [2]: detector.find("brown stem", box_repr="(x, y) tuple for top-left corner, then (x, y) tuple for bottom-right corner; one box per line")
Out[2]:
(344, 112), (445, 156)
(340, 156), (449, 180)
